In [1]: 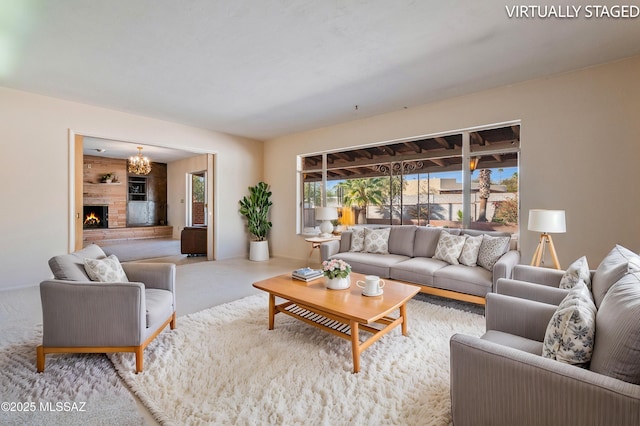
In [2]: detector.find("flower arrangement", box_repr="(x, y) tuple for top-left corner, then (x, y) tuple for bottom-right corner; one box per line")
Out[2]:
(321, 259), (351, 279)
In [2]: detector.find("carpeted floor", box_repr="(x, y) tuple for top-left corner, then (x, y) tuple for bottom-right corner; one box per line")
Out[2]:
(110, 292), (485, 426)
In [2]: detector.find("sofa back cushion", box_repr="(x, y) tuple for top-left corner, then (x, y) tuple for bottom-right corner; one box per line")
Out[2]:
(48, 244), (107, 281)
(388, 225), (416, 257)
(414, 227), (453, 258)
(590, 271), (640, 384)
(592, 244), (640, 308)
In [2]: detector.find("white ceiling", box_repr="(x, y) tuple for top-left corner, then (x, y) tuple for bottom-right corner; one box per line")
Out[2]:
(3, 0), (640, 147)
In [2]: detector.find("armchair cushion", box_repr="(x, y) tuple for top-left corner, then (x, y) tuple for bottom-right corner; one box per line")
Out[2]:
(145, 289), (174, 329)
(542, 281), (596, 367)
(84, 254), (129, 282)
(559, 256), (591, 290)
(590, 271), (640, 384)
(48, 244), (107, 281)
(592, 244), (640, 308)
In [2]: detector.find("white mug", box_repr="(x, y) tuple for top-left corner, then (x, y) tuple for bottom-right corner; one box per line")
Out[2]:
(356, 275), (385, 295)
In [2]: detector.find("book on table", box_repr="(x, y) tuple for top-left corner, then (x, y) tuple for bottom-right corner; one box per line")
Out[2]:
(292, 268), (323, 282)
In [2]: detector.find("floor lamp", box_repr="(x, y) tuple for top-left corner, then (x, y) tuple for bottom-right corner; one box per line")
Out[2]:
(528, 209), (566, 270)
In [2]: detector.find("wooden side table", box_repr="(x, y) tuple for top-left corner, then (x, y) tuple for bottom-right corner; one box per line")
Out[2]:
(305, 235), (341, 265)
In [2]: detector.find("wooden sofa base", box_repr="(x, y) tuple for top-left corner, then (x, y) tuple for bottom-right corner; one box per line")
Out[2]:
(36, 312), (176, 374)
(418, 286), (486, 306)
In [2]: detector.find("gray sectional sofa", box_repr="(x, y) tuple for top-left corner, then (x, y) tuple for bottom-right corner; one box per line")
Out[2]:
(320, 225), (520, 304)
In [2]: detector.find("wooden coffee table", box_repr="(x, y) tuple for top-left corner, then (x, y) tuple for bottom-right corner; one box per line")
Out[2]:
(252, 272), (420, 373)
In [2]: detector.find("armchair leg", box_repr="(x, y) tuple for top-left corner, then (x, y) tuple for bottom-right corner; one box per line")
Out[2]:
(36, 345), (45, 373)
(170, 312), (177, 329)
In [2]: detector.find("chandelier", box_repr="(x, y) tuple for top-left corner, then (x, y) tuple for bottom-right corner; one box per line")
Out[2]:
(128, 146), (152, 175)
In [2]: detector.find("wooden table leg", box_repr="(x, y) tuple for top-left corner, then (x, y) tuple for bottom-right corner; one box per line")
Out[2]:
(350, 320), (360, 373)
(400, 303), (408, 336)
(268, 293), (275, 330)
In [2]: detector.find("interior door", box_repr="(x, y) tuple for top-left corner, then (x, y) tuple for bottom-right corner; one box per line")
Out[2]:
(74, 134), (84, 251)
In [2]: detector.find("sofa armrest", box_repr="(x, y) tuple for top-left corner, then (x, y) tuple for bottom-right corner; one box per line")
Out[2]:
(512, 264), (565, 287)
(496, 278), (569, 305)
(122, 262), (175, 293)
(450, 334), (640, 426)
(492, 250), (520, 290)
(40, 280), (146, 346)
(485, 293), (557, 341)
(320, 240), (340, 262)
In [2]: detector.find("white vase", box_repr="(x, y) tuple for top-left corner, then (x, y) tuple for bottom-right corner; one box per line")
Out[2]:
(325, 274), (351, 290)
(249, 240), (269, 261)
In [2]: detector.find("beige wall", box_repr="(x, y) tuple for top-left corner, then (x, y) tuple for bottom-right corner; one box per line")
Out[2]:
(167, 154), (208, 238)
(265, 56), (640, 269)
(0, 88), (262, 290)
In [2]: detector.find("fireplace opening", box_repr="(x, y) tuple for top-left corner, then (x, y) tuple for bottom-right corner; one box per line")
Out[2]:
(83, 205), (108, 229)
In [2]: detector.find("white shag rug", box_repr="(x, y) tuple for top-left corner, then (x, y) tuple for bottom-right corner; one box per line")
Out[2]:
(0, 333), (144, 426)
(110, 293), (485, 426)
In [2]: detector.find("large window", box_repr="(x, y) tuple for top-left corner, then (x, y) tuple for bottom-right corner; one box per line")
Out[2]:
(299, 123), (520, 234)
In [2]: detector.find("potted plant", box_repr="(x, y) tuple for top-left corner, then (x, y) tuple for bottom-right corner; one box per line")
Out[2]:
(238, 181), (273, 261)
(102, 173), (115, 183)
(321, 259), (352, 290)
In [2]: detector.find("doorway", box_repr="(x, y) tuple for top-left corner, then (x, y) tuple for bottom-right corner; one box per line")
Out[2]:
(188, 171), (207, 227)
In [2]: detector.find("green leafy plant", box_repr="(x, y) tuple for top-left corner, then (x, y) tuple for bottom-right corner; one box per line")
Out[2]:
(238, 181), (273, 241)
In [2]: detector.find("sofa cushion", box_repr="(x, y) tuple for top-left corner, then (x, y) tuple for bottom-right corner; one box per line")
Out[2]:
(413, 227), (444, 258)
(434, 231), (466, 265)
(83, 255), (129, 283)
(592, 245), (640, 308)
(364, 227), (390, 254)
(542, 282), (596, 367)
(349, 228), (365, 252)
(590, 271), (640, 384)
(458, 234), (483, 267)
(559, 256), (591, 290)
(434, 265), (494, 297)
(389, 257), (448, 286)
(329, 252), (408, 279)
(477, 234), (510, 271)
(388, 225), (416, 257)
(145, 288), (174, 328)
(48, 244), (108, 281)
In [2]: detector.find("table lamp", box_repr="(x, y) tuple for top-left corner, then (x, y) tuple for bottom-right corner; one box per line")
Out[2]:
(316, 207), (338, 238)
(528, 209), (566, 269)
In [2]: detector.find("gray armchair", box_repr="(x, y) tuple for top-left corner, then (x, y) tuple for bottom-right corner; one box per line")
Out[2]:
(37, 245), (176, 373)
(450, 255), (640, 425)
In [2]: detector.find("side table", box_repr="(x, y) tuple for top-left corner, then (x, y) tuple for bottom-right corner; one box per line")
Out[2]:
(305, 235), (341, 266)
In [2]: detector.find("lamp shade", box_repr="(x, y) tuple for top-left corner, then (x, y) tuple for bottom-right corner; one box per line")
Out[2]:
(528, 209), (566, 233)
(315, 207), (338, 221)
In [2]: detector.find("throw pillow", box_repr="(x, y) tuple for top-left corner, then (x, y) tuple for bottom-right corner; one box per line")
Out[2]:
(592, 244), (640, 308)
(433, 231), (467, 265)
(559, 256), (591, 290)
(458, 234), (483, 267)
(477, 234), (511, 271)
(363, 227), (390, 254)
(542, 281), (597, 367)
(349, 228), (365, 252)
(590, 271), (640, 384)
(84, 255), (129, 283)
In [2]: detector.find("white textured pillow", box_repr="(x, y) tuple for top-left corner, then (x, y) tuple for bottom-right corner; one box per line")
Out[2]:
(559, 256), (591, 290)
(477, 234), (510, 271)
(433, 231), (467, 265)
(458, 234), (483, 267)
(84, 255), (129, 283)
(349, 228), (365, 252)
(542, 281), (596, 367)
(363, 227), (390, 254)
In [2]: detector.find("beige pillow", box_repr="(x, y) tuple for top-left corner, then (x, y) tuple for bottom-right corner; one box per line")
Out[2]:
(349, 228), (365, 252)
(84, 255), (129, 282)
(363, 227), (390, 254)
(434, 231), (466, 265)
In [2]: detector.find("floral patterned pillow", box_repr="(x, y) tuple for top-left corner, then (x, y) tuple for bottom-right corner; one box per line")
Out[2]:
(364, 227), (390, 254)
(542, 281), (596, 367)
(559, 256), (591, 290)
(349, 228), (365, 252)
(83, 255), (129, 283)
